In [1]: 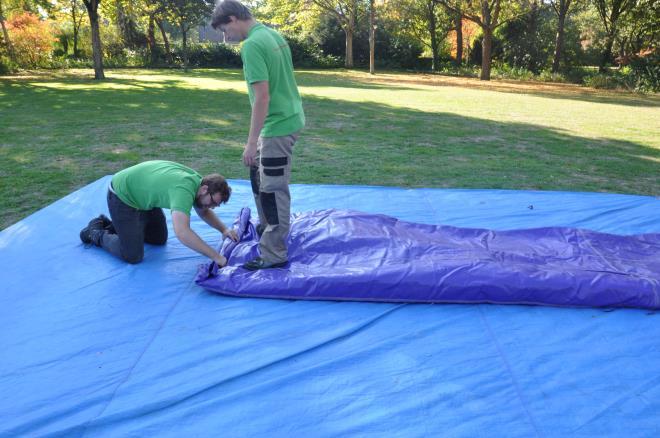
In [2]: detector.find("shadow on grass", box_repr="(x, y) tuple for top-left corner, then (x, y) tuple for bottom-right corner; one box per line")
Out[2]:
(1, 71), (658, 229)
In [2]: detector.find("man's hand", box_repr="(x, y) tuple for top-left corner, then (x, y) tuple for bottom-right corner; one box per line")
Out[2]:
(213, 254), (228, 267)
(173, 210), (229, 266)
(223, 229), (239, 242)
(243, 142), (258, 167)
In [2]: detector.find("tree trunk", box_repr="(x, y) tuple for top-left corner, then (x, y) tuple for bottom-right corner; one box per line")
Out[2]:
(73, 27), (79, 57)
(0, 0), (16, 62)
(480, 27), (492, 80)
(631, 33), (643, 54)
(345, 26), (353, 68)
(83, 0), (105, 79)
(62, 36), (70, 54)
(617, 36), (626, 66)
(454, 11), (463, 66)
(147, 14), (156, 63)
(427, 1), (438, 71)
(552, 8), (567, 72)
(72, 0), (79, 57)
(369, 0), (375, 74)
(90, 14), (104, 79)
(181, 25), (188, 70)
(600, 33), (615, 71)
(528, 0), (540, 72)
(156, 19), (173, 65)
(479, 0), (496, 81)
(594, 0), (631, 72)
(345, 4), (357, 68)
(429, 17), (438, 71)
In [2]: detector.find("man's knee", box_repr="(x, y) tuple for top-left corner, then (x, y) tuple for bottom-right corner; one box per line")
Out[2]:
(120, 244), (144, 264)
(123, 253), (144, 264)
(146, 229), (168, 246)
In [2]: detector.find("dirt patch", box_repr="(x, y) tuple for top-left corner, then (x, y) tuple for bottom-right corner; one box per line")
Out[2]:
(346, 71), (660, 105)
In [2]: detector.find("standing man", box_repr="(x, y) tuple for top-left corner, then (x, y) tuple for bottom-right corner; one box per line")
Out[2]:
(79, 160), (238, 265)
(212, 0), (305, 271)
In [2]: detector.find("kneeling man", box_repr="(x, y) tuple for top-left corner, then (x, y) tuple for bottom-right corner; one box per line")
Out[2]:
(80, 160), (238, 265)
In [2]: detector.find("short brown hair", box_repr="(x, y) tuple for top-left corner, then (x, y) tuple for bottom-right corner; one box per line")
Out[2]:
(201, 174), (232, 204)
(211, 0), (253, 29)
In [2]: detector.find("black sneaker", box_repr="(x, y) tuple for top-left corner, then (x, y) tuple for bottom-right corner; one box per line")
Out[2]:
(80, 227), (105, 247)
(243, 256), (288, 271)
(80, 215), (107, 246)
(98, 214), (111, 228)
(99, 214), (115, 233)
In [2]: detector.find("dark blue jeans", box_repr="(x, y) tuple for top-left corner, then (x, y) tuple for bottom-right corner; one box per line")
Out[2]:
(101, 190), (168, 264)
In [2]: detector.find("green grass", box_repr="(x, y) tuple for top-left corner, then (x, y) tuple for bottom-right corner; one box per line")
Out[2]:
(1, 68), (659, 230)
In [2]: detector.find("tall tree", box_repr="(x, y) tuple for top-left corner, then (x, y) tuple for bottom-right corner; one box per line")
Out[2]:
(452, 8), (462, 65)
(424, 0), (444, 71)
(435, 1), (464, 66)
(155, 17), (173, 64)
(310, 0), (363, 68)
(52, 0), (86, 57)
(369, 0), (374, 73)
(592, 0), (638, 70)
(69, 0), (85, 57)
(436, 0), (530, 80)
(164, 0), (212, 69)
(611, 0), (656, 61)
(82, 0), (105, 79)
(498, 0), (549, 73)
(134, 0), (172, 64)
(549, 0), (575, 72)
(254, 0), (321, 34)
(0, 0), (16, 62)
(114, 0), (145, 49)
(386, 0), (449, 71)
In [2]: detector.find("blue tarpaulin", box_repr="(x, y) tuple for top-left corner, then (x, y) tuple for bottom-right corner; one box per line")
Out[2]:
(1, 176), (659, 437)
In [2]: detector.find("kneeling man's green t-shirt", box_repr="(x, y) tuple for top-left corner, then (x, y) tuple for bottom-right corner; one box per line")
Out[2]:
(111, 160), (201, 215)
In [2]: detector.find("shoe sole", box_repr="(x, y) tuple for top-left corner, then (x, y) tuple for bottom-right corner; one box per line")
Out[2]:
(243, 261), (288, 271)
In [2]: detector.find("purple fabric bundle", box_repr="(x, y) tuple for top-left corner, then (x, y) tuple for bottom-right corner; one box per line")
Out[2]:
(196, 208), (660, 309)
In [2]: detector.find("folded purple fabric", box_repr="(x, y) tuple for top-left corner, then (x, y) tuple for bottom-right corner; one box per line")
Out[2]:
(196, 208), (660, 309)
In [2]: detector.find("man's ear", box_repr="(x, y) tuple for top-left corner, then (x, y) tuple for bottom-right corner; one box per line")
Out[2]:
(199, 184), (209, 195)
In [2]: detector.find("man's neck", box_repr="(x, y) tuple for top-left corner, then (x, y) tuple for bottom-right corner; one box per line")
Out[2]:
(243, 19), (258, 38)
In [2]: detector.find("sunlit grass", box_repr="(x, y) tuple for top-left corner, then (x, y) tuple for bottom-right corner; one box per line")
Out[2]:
(0, 68), (658, 229)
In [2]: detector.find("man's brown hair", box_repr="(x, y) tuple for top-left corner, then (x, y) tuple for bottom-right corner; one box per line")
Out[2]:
(202, 174), (232, 204)
(211, 0), (253, 29)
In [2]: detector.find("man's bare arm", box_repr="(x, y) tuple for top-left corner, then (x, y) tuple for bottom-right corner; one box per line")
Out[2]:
(243, 80), (270, 167)
(194, 207), (239, 242)
(172, 210), (227, 266)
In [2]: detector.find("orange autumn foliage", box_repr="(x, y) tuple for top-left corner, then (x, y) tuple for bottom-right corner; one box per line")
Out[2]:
(446, 18), (480, 62)
(7, 12), (55, 67)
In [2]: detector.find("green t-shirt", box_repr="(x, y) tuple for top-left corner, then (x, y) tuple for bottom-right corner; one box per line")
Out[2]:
(241, 23), (305, 137)
(111, 160), (202, 215)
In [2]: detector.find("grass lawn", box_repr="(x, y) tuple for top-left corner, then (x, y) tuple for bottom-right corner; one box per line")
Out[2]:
(0, 68), (658, 230)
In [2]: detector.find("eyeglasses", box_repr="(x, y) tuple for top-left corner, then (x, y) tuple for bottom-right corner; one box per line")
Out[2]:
(208, 192), (221, 208)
